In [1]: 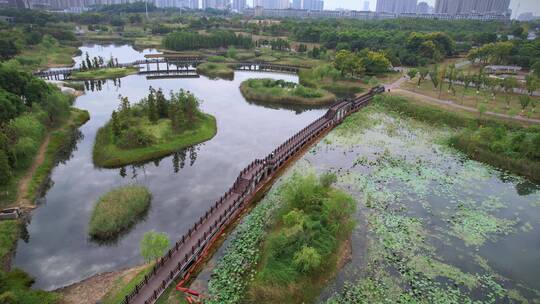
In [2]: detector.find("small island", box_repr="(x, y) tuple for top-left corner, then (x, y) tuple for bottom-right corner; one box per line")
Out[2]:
(69, 66), (139, 80)
(89, 185), (151, 240)
(196, 62), (234, 80)
(93, 87), (217, 167)
(240, 78), (335, 105)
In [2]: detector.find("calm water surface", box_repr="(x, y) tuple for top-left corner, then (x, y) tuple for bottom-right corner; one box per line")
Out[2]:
(13, 44), (326, 290)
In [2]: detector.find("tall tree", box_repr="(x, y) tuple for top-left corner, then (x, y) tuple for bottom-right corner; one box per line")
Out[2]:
(140, 230), (170, 263)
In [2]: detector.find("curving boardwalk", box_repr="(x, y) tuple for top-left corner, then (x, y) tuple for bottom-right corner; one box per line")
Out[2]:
(121, 86), (385, 304)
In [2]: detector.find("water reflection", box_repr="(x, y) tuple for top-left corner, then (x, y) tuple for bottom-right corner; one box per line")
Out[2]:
(117, 146), (200, 179)
(14, 44), (326, 290)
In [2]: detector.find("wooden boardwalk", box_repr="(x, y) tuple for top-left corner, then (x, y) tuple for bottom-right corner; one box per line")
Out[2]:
(121, 86), (385, 304)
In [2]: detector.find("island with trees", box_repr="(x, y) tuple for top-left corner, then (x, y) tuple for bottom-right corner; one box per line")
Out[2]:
(93, 87), (216, 167)
(240, 78), (335, 105)
(69, 53), (139, 80)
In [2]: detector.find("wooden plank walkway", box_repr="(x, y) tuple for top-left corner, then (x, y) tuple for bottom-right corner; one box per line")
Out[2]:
(121, 86), (385, 304)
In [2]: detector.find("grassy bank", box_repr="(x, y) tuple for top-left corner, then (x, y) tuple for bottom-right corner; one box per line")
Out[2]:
(93, 113), (216, 168)
(246, 172), (355, 304)
(240, 78), (335, 106)
(375, 95), (540, 182)
(26, 108), (90, 201)
(69, 67), (139, 80)
(196, 62), (234, 80)
(89, 185), (151, 240)
(0, 220), (20, 269)
(101, 264), (153, 304)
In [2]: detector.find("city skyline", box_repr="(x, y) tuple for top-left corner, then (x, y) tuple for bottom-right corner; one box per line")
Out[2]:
(322, 0), (539, 17)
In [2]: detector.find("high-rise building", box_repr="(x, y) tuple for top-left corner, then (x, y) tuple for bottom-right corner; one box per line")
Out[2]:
(202, 0), (227, 9)
(303, 0), (322, 10)
(376, 0), (417, 13)
(232, 0), (244, 11)
(434, 0), (510, 15)
(362, 0), (369, 11)
(260, 0), (287, 9)
(291, 0), (300, 9)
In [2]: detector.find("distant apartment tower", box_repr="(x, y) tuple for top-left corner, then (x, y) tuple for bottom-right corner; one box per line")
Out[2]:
(232, 0), (245, 11)
(303, 0), (322, 10)
(362, 0), (369, 11)
(376, 0), (417, 13)
(202, 0), (227, 9)
(261, 0), (288, 9)
(291, 0), (301, 9)
(435, 0), (510, 14)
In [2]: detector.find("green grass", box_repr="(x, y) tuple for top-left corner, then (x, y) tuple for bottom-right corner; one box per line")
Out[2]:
(240, 78), (335, 106)
(196, 62), (234, 80)
(88, 185), (151, 240)
(0, 268), (60, 304)
(101, 264), (153, 304)
(26, 108), (90, 201)
(401, 79), (540, 120)
(93, 114), (216, 168)
(0, 220), (20, 267)
(69, 67), (139, 80)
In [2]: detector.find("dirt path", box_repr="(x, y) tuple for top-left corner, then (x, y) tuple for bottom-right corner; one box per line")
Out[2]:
(382, 75), (540, 125)
(392, 88), (540, 125)
(57, 265), (146, 304)
(15, 134), (51, 208)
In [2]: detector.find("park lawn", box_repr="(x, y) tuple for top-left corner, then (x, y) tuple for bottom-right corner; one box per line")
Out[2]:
(400, 80), (540, 120)
(70, 67), (139, 80)
(93, 114), (217, 168)
(196, 62), (234, 79)
(89, 185), (151, 240)
(240, 78), (335, 106)
(0, 220), (20, 267)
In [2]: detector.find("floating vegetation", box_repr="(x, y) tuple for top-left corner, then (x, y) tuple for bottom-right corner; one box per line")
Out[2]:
(315, 106), (540, 302)
(449, 201), (516, 247)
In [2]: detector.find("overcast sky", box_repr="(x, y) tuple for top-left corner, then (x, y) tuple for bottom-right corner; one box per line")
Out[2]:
(283, 0), (540, 17)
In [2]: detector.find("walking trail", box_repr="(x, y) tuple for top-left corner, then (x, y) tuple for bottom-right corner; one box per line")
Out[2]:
(15, 134), (50, 209)
(385, 76), (540, 125)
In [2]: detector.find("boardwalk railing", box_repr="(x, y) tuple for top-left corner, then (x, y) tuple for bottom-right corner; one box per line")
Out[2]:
(35, 59), (304, 80)
(121, 85), (385, 304)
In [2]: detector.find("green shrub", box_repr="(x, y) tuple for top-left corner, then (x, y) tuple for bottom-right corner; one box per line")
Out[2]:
(118, 127), (155, 149)
(0, 150), (11, 185)
(89, 185), (151, 240)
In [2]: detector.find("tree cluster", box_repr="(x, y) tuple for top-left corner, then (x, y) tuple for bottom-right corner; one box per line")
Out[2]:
(163, 30), (252, 51)
(79, 52), (119, 71)
(333, 49), (392, 77)
(0, 64), (71, 186)
(109, 87), (203, 149)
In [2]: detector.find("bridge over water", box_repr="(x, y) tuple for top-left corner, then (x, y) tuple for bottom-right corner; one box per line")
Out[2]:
(120, 86), (385, 304)
(34, 56), (301, 80)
